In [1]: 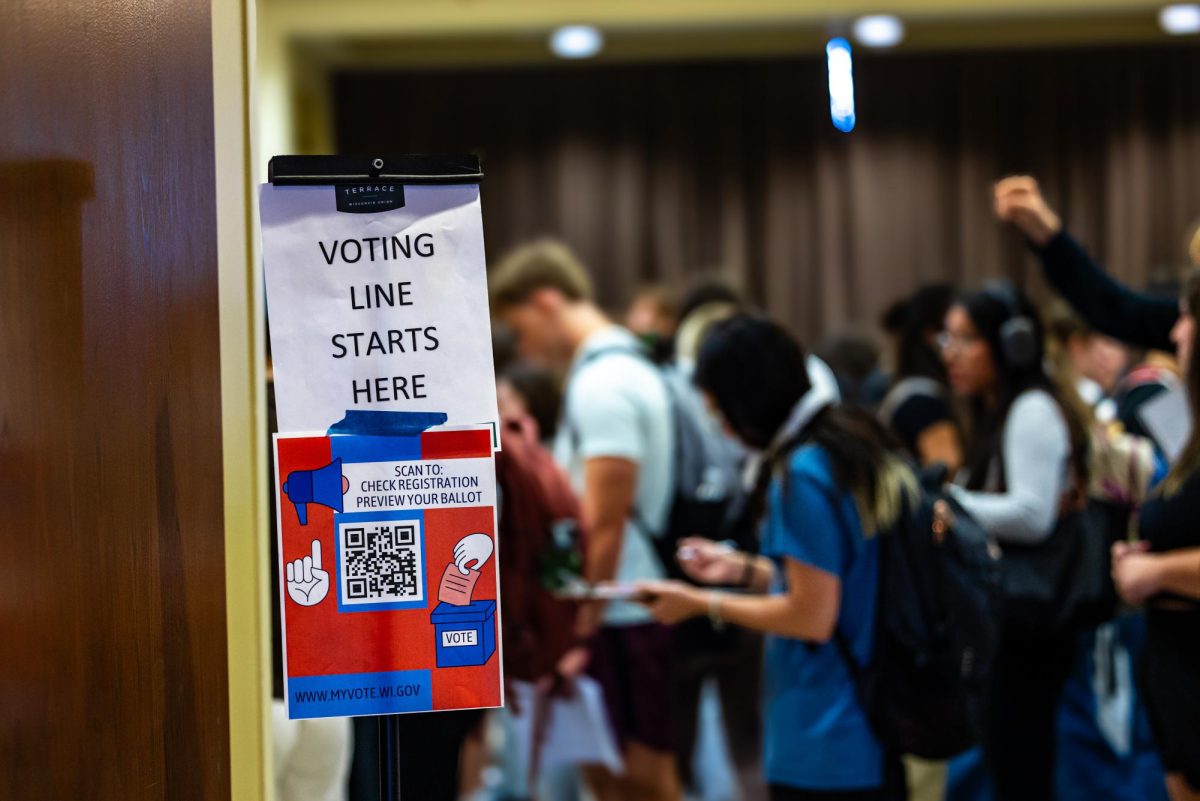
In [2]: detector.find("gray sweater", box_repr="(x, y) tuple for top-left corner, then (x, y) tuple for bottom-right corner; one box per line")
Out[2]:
(950, 389), (1070, 544)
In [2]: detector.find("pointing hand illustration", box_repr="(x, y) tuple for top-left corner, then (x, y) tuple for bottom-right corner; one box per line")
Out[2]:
(286, 539), (330, 606)
(453, 532), (494, 576)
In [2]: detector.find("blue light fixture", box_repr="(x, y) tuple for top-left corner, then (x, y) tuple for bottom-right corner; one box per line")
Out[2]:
(826, 37), (856, 133)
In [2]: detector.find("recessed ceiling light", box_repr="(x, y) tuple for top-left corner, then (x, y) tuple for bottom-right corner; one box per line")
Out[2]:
(1159, 3), (1200, 34)
(853, 14), (905, 48)
(549, 25), (604, 59)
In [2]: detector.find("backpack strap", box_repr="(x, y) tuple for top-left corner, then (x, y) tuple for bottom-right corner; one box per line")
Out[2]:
(832, 628), (865, 684)
(561, 341), (668, 542)
(877, 376), (945, 430)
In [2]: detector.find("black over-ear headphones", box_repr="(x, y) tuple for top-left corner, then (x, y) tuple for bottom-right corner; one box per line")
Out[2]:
(982, 279), (1038, 369)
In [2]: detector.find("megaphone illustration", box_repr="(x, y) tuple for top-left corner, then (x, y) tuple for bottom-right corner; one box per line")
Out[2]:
(282, 458), (347, 525)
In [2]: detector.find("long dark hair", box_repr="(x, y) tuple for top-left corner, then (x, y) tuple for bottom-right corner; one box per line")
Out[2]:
(695, 314), (913, 532)
(1163, 268), (1200, 497)
(887, 283), (955, 383)
(955, 287), (1090, 492)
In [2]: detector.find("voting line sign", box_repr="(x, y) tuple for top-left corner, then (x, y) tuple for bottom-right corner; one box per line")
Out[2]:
(260, 179), (500, 443)
(274, 426), (503, 719)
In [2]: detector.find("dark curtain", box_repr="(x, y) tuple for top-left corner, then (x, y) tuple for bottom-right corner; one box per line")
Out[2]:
(334, 45), (1200, 343)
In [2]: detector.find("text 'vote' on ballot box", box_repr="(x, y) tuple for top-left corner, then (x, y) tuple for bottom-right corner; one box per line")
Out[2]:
(430, 600), (497, 668)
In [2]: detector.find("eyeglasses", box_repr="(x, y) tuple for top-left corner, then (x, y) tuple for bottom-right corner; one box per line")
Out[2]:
(936, 331), (982, 352)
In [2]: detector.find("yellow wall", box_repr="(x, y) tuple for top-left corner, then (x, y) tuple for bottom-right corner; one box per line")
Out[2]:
(213, 0), (271, 797)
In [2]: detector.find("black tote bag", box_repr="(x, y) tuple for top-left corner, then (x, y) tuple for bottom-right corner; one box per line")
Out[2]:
(997, 499), (1121, 635)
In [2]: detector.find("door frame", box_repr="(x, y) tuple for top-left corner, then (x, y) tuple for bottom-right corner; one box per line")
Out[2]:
(212, 0), (271, 797)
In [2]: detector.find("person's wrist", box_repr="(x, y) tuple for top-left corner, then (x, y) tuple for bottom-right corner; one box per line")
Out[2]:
(1028, 212), (1062, 248)
(738, 552), (756, 587)
(1144, 555), (1165, 595)
(707, 590), (726, 630)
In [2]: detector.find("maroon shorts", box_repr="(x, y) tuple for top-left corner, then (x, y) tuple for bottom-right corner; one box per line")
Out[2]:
(586, 622), (674, 753)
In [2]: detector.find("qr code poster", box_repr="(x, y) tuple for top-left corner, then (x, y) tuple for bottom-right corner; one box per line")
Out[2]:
(274, 427), (502, 719)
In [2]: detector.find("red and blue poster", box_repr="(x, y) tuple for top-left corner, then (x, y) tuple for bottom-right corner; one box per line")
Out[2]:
(274, 425), (503, 719)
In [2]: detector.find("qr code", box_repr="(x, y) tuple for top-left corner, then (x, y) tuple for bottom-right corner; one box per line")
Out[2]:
(339, 520), (425, 606)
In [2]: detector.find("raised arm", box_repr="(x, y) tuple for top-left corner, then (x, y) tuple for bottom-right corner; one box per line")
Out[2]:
(995, 176), (1178, 352)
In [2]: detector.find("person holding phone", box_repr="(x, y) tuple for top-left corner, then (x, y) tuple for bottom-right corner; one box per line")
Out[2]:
(634, 314), (915, 801)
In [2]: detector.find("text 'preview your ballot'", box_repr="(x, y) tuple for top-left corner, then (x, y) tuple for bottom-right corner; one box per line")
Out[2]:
(341, 458), (497, 511)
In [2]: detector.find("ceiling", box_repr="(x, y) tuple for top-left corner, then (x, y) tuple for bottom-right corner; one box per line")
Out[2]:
(253, 0), (1190, 162)
(262, 0), (1183, 67)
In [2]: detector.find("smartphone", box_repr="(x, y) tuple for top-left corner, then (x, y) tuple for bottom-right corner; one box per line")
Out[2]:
(554, 581), (655, 602)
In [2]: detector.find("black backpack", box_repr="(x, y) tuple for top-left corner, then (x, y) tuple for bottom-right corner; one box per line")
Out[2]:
(847, 479), (1000, 759)
(568, 344), (745, 578)
(773, 438), (1001, 760)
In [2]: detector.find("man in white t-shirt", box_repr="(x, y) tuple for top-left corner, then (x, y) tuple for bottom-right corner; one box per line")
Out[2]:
(491, 239), (679, 801)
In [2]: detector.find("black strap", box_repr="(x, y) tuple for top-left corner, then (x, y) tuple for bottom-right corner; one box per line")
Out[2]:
(833, 628), (866, 685)
(562, 341), (665, 541)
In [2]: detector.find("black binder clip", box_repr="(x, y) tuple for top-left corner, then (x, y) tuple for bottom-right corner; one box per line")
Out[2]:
(267, 154), (483, 186)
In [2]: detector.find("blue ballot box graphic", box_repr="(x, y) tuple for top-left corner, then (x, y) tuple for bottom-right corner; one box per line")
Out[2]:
(430, 600), (497, 668)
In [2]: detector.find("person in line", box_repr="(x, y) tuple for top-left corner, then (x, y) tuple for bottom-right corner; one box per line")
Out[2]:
(625, 284), (679, 363)
(634, 314), (914, 801)
(812, 332), (889, 411)
(491, 358), (590, 801)
(1110, 269), (1200, 801)
(1042, 301), (1169, 801)
(1045, 301), (1129, 418)
(489, 239), (680, 801)
(497, 361), (562, 446)
(878, 283), (962, 474)
(667, 295), (769, 801)
(940, 284), (1092, 801)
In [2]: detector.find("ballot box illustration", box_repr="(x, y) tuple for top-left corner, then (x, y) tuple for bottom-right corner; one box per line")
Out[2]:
(431, 599), (497, 668)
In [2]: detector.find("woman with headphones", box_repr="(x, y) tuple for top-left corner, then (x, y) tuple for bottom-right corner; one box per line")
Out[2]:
(939, 283), (1092, 801)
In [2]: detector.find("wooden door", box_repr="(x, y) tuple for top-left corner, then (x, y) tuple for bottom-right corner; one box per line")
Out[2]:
(0, 0), (231, 798)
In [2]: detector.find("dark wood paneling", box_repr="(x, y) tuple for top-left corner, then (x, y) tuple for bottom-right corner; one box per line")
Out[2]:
(0, 0), (229, 798)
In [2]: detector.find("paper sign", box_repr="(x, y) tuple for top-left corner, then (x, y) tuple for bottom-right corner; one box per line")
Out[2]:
(274, 427), (503, 719)
(260, 182), (499, 442)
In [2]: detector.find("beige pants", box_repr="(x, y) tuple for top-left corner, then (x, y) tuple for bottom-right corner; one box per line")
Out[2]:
(905, 756), (948, 801)
(272, 701), (353, 801)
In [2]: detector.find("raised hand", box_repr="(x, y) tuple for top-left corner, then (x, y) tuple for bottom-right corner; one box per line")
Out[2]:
(994, 175), (1062, 247)
(286, 539), (330, 607)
